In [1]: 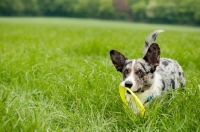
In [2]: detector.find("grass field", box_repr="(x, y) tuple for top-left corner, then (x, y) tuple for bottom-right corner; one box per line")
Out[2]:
(0, 17), (200, 132)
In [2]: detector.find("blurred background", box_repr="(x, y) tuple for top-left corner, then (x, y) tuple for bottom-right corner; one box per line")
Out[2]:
(0, 0), (200, 26)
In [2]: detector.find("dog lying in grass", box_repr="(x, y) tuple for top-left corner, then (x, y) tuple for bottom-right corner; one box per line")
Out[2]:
(110, 30), (186, 114)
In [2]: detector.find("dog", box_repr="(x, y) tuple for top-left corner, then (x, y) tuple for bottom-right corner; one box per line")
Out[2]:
(110, 30), (186, 114)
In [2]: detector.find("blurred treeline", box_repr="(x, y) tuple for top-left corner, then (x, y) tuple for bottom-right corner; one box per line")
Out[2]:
(0, 0), (200, 25)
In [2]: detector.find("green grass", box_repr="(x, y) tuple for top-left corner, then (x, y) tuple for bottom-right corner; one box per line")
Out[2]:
(0, 17), (200, 132)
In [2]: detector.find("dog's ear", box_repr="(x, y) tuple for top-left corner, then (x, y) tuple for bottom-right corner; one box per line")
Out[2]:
(143, 43), (160, 72)
(110, 50), (127, 72)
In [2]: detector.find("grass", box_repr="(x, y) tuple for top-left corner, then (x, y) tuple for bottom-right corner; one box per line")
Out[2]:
(0, 17), (200, 132)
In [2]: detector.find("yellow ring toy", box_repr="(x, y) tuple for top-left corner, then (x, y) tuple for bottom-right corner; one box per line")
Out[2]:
(119, 86), (145, 118)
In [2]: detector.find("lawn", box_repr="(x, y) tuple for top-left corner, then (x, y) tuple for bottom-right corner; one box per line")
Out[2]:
(0, 17), (200, 132)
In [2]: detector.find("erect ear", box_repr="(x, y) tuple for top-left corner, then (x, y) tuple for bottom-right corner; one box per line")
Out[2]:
(110, 50), (127, 72)
(143, 43), (160, 72)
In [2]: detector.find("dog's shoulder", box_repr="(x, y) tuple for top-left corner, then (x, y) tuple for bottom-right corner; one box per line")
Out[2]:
(156, 58), (186, 91)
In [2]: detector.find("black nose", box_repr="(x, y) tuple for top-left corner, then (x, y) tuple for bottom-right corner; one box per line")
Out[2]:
(125, 81), (133, 88)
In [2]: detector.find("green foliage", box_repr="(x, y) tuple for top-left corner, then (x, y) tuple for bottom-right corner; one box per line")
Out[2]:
(0, 0), (200, 25)
(143, 0), (200, 24)
(131, 1), (146, 21)
(98, 0), (116, 19)
(0, 17), (200, 131)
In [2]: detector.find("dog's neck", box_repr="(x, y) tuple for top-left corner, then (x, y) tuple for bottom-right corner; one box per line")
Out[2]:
(143, 93), (154, 104)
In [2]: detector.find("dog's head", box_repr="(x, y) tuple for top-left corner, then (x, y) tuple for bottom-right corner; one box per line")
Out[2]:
(110, 43), (160, 93)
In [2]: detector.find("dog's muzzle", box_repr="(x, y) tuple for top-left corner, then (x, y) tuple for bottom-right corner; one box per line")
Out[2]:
(125, 81), (133, 88)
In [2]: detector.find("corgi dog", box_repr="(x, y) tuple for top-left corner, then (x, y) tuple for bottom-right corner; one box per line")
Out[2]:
(110, 30), (186, 114)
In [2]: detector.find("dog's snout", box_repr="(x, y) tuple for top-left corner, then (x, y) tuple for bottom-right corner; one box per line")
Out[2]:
(125, 81), (133, 88)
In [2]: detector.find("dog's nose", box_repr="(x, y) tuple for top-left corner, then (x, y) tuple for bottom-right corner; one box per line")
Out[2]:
(125, 81), (133, 88)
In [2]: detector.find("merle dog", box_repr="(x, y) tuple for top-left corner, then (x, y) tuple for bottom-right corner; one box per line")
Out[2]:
(110, 30), (186, 114)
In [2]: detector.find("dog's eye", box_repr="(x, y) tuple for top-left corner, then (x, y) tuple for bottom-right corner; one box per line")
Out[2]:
(123, 69), (130, 77)
(146, 70), (150, 74)
(136, 70), (144, 78)
(124, 69), (128, 74)
(138, 70), (142, 75)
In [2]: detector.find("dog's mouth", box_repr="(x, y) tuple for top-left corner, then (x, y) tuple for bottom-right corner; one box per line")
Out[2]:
(126, 88), (142, 94)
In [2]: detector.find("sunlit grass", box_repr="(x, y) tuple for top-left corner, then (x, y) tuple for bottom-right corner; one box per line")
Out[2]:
(0, 17), (200, 131)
